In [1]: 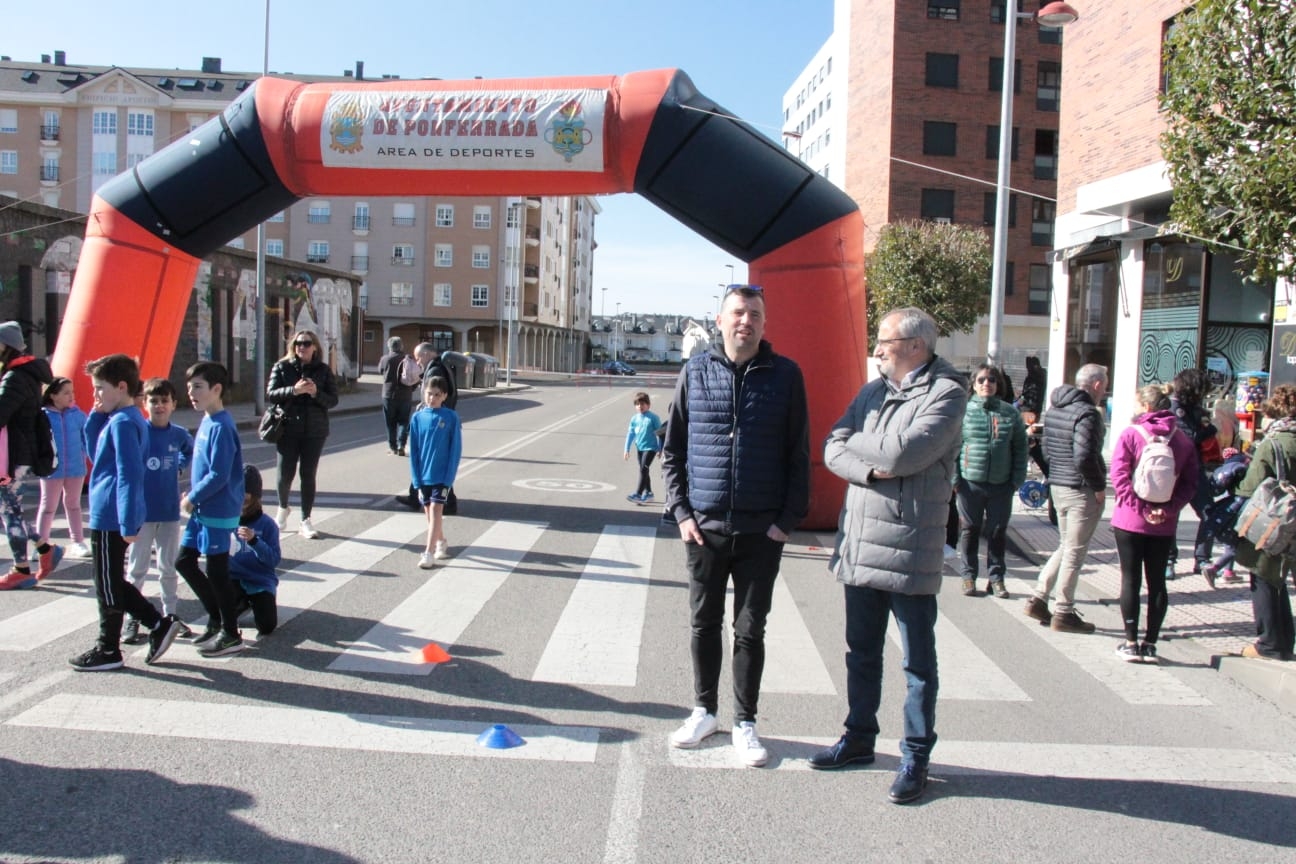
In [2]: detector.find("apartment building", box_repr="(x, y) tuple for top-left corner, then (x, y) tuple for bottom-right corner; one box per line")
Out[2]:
(785, 0), (1066, 376)
(1051, 1), (1275, 439)
(0, 52), (594, 373)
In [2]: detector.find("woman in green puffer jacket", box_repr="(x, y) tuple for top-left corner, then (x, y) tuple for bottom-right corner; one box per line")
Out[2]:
(955, 363), (1028, 598)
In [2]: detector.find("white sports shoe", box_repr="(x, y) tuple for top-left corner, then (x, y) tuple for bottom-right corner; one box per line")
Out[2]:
(433, 540), (449, 560)
(732, 721), (769, 767)
(65, 541), (92, 559)
(276, 507), (291, 530)
(669, 707), (718, 749)
(299, 518), (319, 539)
(418, 551), (435, 569)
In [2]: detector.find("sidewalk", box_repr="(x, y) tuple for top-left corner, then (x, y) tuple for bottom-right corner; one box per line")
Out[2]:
(1006, 493), (1296, 713)
(168, 372), (528, 432)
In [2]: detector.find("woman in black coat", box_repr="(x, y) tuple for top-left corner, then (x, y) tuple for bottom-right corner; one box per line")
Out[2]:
(266, 329), (338, 539)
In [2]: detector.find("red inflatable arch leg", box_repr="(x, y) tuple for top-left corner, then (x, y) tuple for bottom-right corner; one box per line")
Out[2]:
(53, 68), (867, 528)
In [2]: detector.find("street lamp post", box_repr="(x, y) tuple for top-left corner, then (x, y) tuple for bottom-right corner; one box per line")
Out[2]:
(253, 0), (271, 414)
(725, 263), (735, 287)
(614, 301), (621, 361)
(986, 1), (1079, 368)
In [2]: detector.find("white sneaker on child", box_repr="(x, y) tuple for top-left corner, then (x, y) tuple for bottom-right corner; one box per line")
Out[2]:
(433, 540), (449, 560)
(65, 541), (91, 559)
(276, 507), (291, 530)
(419, 551), (435, 569)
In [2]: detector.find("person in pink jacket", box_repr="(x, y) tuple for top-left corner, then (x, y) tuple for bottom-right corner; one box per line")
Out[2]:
(1109, 385), (1200, 664)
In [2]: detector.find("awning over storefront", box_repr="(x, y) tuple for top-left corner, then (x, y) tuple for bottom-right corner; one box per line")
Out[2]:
(1050, 224), (1167, 264)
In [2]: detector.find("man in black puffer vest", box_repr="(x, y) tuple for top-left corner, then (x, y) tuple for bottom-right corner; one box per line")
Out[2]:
(661, 285), (810, 769)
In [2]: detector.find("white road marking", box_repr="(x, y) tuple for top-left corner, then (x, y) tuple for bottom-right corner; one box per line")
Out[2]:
(759, 577), (837, 695)
(885, 613), (1031, 701)
(533, 525), (656, 686)
(1004, 576), (1212, 706)
(0, 671), (70, 714)
(328, 521), (546, 675)
(7, 693), (599, 763)
(0, 590), (99, 652)
(602, 737), (646, 864)
(667, 736), (1296, 782)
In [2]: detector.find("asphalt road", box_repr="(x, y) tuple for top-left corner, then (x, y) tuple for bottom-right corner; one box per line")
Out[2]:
(1, 379), (1294, 863)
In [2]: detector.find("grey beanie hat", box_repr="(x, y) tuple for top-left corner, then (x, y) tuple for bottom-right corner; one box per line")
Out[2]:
(0, 321), (26, 352)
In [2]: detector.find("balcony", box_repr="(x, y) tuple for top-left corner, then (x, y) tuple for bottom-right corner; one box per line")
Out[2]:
(523, 302), (539, 318)
(353, 215), (370, 231)
(523, 265), (539, 283)
(350, 255), (369, 272)
(525, 196), (541, 210)
(306, 253), (330, 263)
(392, 216), (416, 227)
(525, 226), (540, 246)
(307, 213), (331, 224)
(39, 166), (59, 183)
(391, 255), (415, 266)
(40, 124), (60, 142)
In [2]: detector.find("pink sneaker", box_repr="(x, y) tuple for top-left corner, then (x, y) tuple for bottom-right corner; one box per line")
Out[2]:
(1221, 569), (1243, 584)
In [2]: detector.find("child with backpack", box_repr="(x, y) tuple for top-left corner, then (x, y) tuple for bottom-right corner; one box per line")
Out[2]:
(36, 377), (90, 560)
(1108, 385), (1200, 664)
(1200, 448), (1251, 587)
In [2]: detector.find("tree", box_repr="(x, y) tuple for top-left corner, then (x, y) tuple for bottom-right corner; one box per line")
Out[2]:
(1160, 0), (1296, 282)
(865, 219), (992, 341)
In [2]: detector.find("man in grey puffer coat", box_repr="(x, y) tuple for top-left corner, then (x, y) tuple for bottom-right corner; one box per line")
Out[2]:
(808, 307), (966, 806)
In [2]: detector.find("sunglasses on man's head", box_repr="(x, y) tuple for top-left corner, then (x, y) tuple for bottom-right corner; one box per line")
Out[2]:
(724, 284), (764, 298)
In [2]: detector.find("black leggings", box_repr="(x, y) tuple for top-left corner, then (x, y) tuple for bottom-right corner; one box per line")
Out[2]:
(635, 449), (657, 497)
(276, 435), (326, 517)
(1113, 527), (1173, 644)
(234, 582), (278, 636)
(176, 548), (238, 636)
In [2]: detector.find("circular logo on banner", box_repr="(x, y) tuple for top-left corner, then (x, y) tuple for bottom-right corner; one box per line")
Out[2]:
(512, 478), (616, 494)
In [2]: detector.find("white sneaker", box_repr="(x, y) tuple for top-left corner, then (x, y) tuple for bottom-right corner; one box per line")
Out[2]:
(65, 541), (92, 559)
(669, 707), (718, 749)
(433, 540), (449, 560)
(276, 507), (291, 530)
(418, 551), (435, 569)
(299, 518), (319, 539)
(732, 721), (769, 767)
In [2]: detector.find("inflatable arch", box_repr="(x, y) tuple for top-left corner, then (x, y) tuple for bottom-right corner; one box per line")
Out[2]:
(52, 69), (865, 528)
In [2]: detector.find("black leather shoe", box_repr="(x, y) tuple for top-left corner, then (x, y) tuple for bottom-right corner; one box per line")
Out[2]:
(888, 763), (929, 804)
(808, 735), (875, 770)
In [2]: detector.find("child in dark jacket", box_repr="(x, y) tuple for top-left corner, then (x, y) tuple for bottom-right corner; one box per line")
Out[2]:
(1201, 448), (1251, 588)
(230, 465), (281, 638)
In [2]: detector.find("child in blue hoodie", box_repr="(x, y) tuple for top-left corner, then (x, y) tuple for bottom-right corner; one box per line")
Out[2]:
(409, 375), (461, 569)
(68, 354), (182, 671)
(230, 464), (281, 638)
(36, 377), (88, 561)
(177, 362), (245, 657)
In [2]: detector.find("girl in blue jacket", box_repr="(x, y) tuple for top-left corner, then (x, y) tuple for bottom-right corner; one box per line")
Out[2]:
(409, 376), (462, 569)
(36, 377), (89, 559)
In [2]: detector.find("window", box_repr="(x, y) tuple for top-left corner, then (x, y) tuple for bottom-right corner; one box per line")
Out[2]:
(925, 53), (959, 88)
(266, 239), (284, 257)
(126, 153), (148, 170)
(392, 243), (415, 265)
(920, 189), (955, 222)
(92, 152), (116, 176)
(982, 192), (1017, 228)
(308, 201), (331, 223)
(126, 112), (154, 137)
(1028, 264), (1051, 315)
(227, 237), (245, 250)
(472, 245), (491, 269)
(0, 152), (16, 175)
(506, 205), (521, 228)
(0, 110), (16, 133)
(92, 110), (117, 135)
(393, 202), (416, 226)
(435, 204), (454, 227)
(354, 203), (370, 231)
(1037, 61), (1061, 111)
(1160, 17), (1179, 94)
(307, 241), (329, 263)
(41, 111), (59, 141)
(431, 330), (454, 354)
(988, 58), (1022, 93)
(1039, 23), (1063, 45)
(1031, 199), (1055, 246)
(358, 284), (369, 311)
(989, 0), (1021, 22)
(1034, 129), (1058, 179)
(391, 282), (414, 306)
(473, 206), (492, 229)
(922, 121), (957, 157)
(352, 241), (368, 272)
(471, 284), (490, 307)
(985, 125), (1020, 161)
(267, 211), (285, 223)
(435, 244), (453, 267)
(928, 0), (959, 20)
(433, 283), (452, 306)
(41, 156), (58, 182)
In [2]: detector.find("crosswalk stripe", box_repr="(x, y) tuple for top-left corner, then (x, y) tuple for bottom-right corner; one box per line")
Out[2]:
(7, 693), (600, 763)
(667, 736), (1296, 782)
(885, 613), (1031, 701)
(532, 525), (656, 686)
(1003, 576), (1212, 706)
(328, 521), (547, 675)
(758, 577), (837, 695)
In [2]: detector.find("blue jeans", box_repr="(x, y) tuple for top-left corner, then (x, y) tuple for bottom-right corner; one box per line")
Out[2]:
(843, 584), (939, 766)
(382, 397), (412, 451)
(956, 480), (1013, 582)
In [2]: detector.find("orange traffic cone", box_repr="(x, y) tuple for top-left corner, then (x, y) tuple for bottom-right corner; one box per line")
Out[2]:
(421, 642), (451, 663)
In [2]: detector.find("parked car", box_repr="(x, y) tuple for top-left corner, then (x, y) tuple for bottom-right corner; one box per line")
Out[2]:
(603, 360), (637, 375)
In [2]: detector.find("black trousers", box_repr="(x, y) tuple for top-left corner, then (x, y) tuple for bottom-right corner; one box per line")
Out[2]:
(382, 397), (412, 451)
(234, 582), (278, 636)
(176, 547), (238, 636)
(1251, 573), (1295, 658)
(91, 529), (162, 652)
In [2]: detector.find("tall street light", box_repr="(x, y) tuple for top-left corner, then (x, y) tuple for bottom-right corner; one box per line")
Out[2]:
(724, 263), (735, 286)
(615, 301), (621, 361)
(987, 1), (1079, 367)
(254, 0), (271, 414)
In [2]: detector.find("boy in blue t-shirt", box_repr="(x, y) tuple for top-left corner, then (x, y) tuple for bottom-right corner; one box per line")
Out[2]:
(69, 354), (183, 671)
(123, 378), (195, 645)
(409, 376), (461, 569)
(176, 362), (246, 657)
(623, 391), (663, 503)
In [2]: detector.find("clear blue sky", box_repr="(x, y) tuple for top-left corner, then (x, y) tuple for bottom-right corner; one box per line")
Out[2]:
(6, 0), (832, 319)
